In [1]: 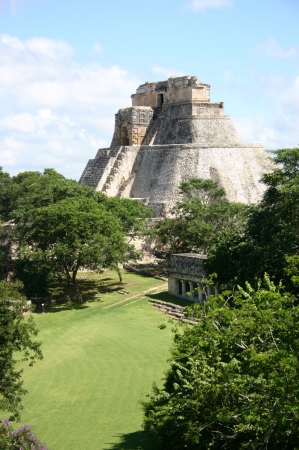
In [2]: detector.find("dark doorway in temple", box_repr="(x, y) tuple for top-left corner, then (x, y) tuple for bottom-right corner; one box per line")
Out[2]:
(121, 126), (129, 145)
(157, 93), (164, 107)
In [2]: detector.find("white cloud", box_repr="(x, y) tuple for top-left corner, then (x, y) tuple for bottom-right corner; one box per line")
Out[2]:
(91, 43), (103, 55)
(0, 34), (139, 179)
(254, 38), (299, 59)
(233, 76), (299, 149)
(185, 0), (233, 12)
(152, 66), (185, 79)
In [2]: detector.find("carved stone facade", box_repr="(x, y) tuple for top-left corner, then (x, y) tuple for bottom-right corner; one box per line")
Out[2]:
(168, 253), (217, 302)
(80, 76), (274, 216)
(111, 107), (153, 147)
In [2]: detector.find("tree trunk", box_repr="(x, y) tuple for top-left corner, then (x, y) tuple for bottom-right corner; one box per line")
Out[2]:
(116, 266), (123, 283)
(64, 266), (72, 285)
(74, 281), (82, 302)
(72, 269), (82, 302)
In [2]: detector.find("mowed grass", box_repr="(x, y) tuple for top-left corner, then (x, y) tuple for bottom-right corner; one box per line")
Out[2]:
(9, 270), (183, 450)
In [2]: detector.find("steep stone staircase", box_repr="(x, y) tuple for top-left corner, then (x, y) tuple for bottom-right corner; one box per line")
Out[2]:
(79, 149), (111, 188)
(102, 146), (129, 193)
(142, 107), (164, 145)
(148, 299), (199, 324)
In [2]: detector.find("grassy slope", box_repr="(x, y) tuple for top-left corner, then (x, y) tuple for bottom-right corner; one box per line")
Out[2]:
(14, 271), (182, 450)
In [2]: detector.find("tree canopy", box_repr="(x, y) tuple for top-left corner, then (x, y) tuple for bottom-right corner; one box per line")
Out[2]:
(0, 168), (151, 297)
(17, 197), (132, 299)
(156, 178), (248, 254)
(143, 275), (299, 449)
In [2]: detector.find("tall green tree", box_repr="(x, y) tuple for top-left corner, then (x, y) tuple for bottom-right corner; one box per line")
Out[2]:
(102, 196), (153, 240)
(17, 197), (132, 300)
(10, 169), (96, 232)
(156, 178), (248, 254)
(9, 169), (151, 241)
(143, 276), (299, 449)
(0, 281), (42, 421)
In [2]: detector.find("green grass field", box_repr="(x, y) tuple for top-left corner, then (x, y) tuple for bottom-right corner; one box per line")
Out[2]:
(8, 270), (188, 450)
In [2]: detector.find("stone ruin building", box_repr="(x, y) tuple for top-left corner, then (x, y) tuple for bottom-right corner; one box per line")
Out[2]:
(168, 253), (216, 302)
(80, 76), (274, 217)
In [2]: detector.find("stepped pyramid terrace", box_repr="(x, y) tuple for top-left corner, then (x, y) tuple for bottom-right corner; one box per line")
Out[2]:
(80, 76), (274, 217)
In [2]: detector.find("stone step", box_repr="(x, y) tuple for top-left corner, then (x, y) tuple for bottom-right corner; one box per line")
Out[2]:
(148, 299), (199, 324)
(152, 303), (184, 313)
(149, 299), (184, 311)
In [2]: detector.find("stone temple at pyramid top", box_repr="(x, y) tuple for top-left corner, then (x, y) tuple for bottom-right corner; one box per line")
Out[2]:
(131, 76), (210, 107)
(80, 76), (274, 217)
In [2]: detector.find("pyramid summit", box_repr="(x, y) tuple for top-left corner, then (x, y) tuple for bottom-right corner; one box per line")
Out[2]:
(79, 75), (274, 216)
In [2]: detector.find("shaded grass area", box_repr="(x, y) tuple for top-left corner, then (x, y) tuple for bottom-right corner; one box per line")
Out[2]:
(6, 271), (173, 450)
(36, 270), (163, 313)
(104, 430), (158, 450)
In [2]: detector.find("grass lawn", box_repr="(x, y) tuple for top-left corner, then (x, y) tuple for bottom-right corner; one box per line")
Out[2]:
(7, 270), (186, 450)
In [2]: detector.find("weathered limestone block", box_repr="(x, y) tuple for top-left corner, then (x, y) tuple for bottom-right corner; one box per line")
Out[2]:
(79, 76), (274, 216)
(132, 76), (210, 107)
(110, 106), (153, 147)
(127, 144), (272, 215)
(168, 253), (207, 282)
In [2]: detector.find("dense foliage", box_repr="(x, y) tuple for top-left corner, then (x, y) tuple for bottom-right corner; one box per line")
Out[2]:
(0, 419), (47, 449)
(156, 178), (248, 254)
(16, 197), (132, 300)
(206, 148), (299, 292)
(0, 281), (42, 420)
(0, 168), (151, 297)
(143, 275), (299, 449)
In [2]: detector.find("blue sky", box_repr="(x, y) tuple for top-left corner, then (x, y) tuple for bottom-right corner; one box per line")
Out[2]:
(0, 0), (298, 179)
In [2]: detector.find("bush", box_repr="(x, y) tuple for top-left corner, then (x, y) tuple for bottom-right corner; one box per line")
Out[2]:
(143, 275), (299, 449)
(0, 419), (48, 449)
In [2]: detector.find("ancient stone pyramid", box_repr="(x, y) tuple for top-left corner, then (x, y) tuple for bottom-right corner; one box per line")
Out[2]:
(80, 76), (274, 217)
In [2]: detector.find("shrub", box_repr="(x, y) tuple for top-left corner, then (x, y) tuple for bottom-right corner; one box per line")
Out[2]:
(0, 419), (48, 450)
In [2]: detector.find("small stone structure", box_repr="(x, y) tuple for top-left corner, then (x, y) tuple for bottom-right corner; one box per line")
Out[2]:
(80, 76), (274, 217)
(168, 253), (217, 302)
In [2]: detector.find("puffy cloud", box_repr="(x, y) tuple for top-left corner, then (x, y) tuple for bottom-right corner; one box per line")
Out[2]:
(91, 43), (103, 55)
(185, 0), (233, 12)
(254, 38), (299, 59)
(0, 34), (139, 179)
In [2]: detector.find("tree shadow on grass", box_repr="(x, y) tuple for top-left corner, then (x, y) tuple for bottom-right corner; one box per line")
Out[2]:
(40, 278), (127, 313)
(35, 270), (161, 314)
(33, 301), (90, 314)
(50, 278), (123, 298)
(104, 430), (157, 450)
